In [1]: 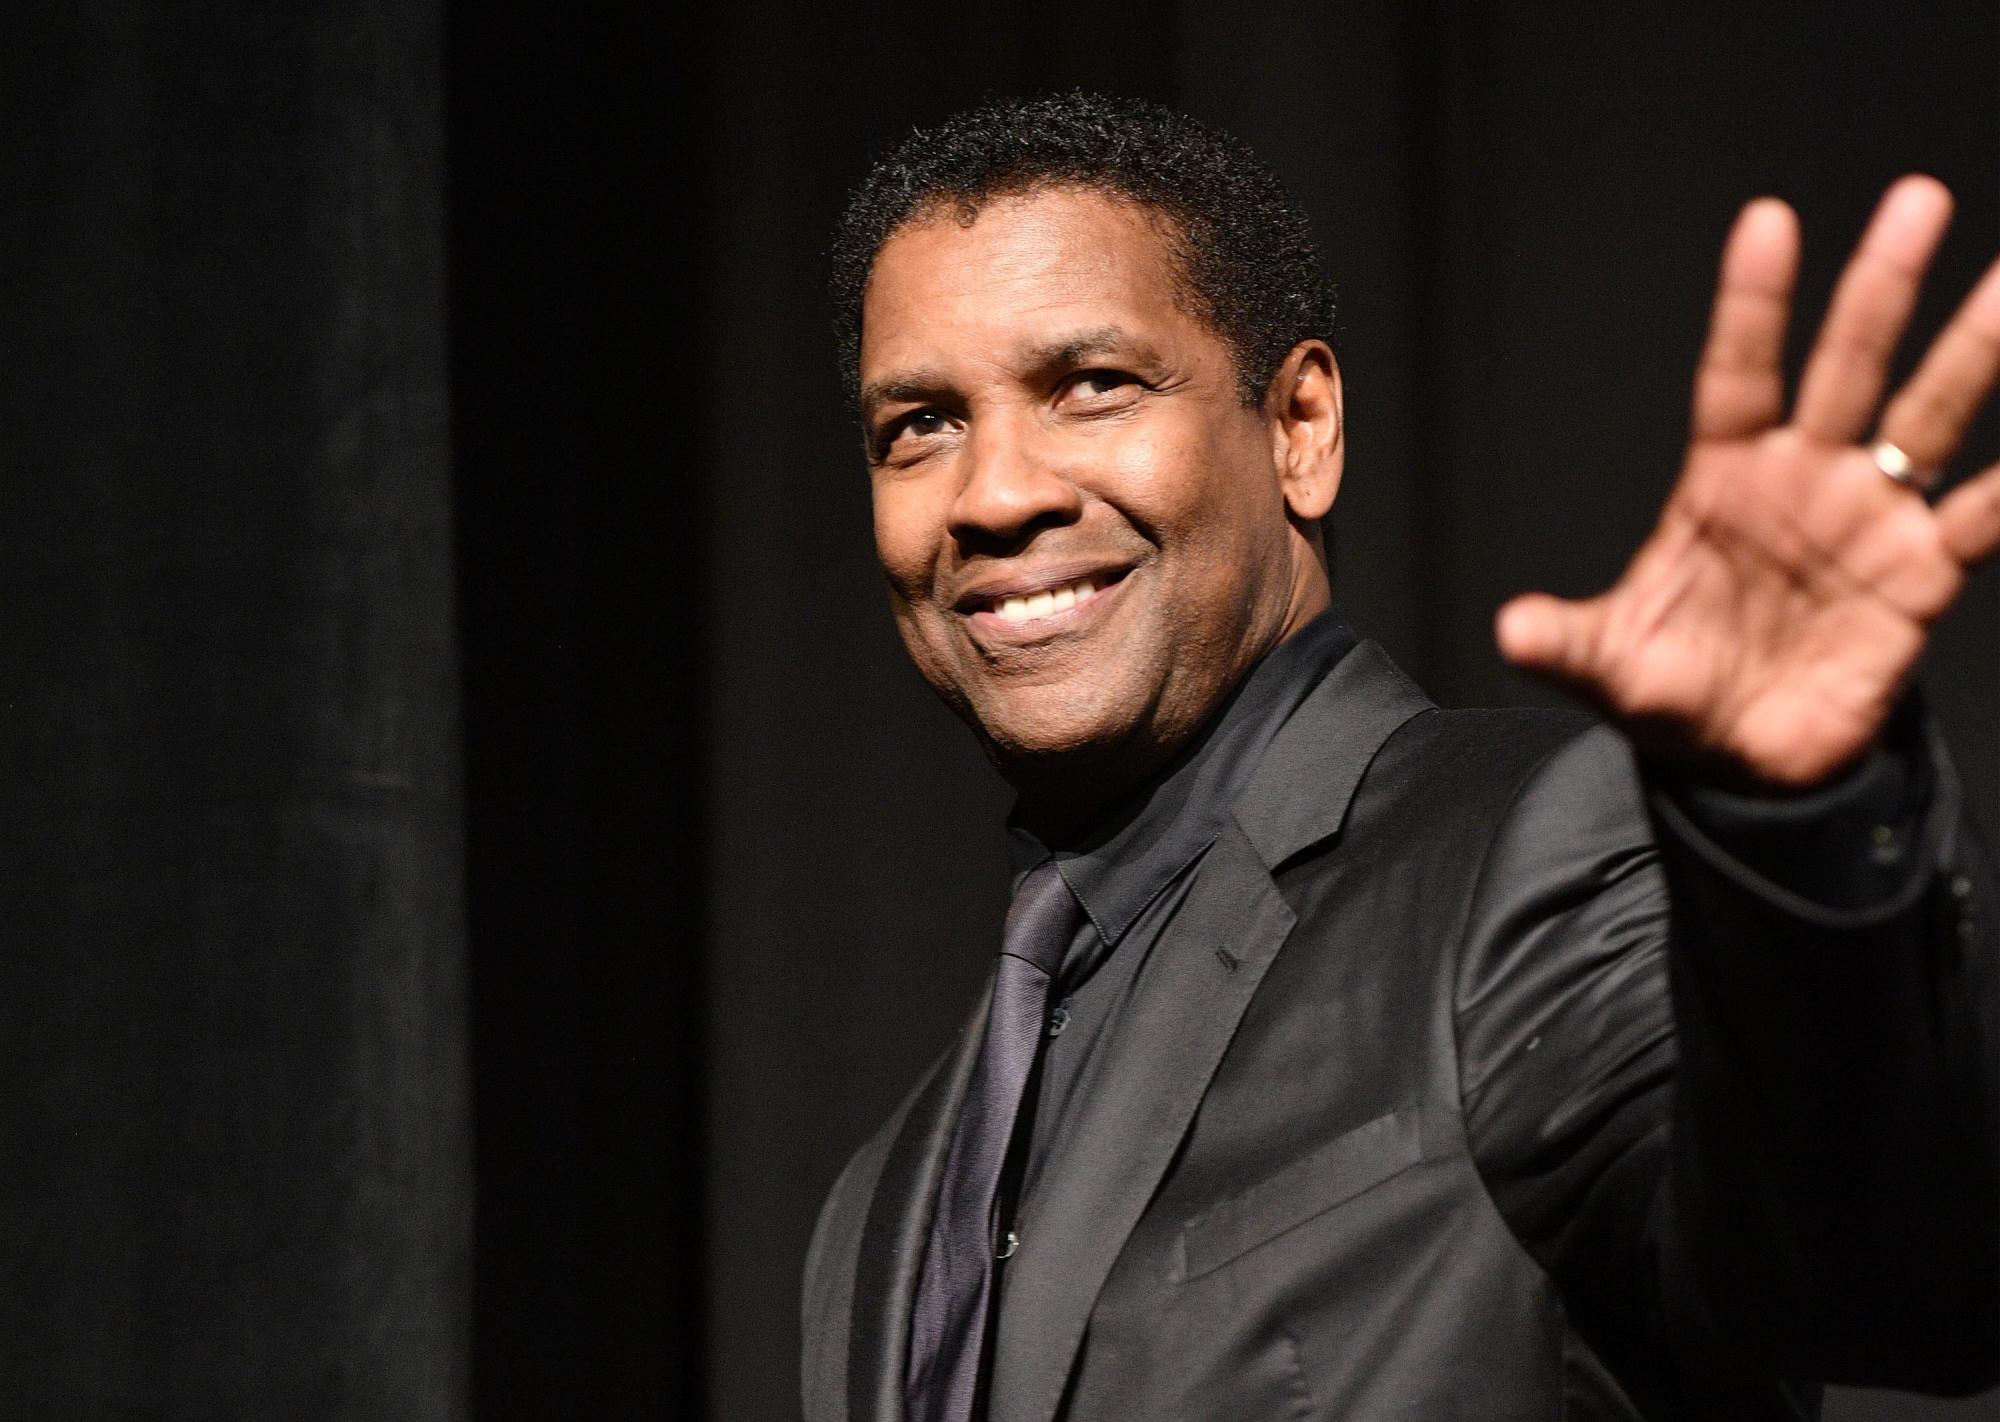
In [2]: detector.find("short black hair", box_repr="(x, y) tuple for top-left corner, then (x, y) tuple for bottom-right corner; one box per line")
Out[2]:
(829, 91), (1337, 407)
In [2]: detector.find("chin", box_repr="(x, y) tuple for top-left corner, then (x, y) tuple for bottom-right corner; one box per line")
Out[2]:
(965, 682), (1148, 769)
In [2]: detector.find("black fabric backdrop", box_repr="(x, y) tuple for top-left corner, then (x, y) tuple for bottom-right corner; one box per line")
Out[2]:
(2, 3), (470, 1417)
(1, 2), (1993, 1419)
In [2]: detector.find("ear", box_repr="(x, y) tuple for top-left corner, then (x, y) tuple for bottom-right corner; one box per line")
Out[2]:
(1266, 341), (1343, 522)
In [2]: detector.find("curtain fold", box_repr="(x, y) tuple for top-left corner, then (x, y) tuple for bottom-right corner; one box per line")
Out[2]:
(0, 5), (467, 1417)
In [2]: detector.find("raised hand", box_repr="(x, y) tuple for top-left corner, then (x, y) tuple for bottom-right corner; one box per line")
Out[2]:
(1496, 177), (2000, 788)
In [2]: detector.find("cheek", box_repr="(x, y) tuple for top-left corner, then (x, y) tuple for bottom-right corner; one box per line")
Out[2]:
(1108, 421), (1278, 557)
(871, 481), (945, 601)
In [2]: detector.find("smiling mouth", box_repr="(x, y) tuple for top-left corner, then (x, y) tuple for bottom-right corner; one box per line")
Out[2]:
(958, 565), (1135, 642)
(988, 572), (1114, 625)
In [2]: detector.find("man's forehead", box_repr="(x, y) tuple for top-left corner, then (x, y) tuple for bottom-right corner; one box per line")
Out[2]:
(870, 193), (1174, 307)
(858, 189), (1193, 388)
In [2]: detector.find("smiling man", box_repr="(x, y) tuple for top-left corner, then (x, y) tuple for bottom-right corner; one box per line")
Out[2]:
(803, 94), (2000, 1422)
(859, 166), (1339, 822)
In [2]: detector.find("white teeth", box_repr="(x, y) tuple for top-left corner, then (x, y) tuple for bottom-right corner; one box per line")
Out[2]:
(989, 576), (1104, 625)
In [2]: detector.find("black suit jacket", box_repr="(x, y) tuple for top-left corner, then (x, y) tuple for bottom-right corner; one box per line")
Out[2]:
(802, 640), (1998, 1420)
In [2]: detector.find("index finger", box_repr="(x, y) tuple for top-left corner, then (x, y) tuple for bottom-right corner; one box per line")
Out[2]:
(1693, 198), (1800, 441)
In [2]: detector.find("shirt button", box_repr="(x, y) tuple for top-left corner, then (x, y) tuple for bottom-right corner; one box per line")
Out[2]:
(1048, 1005), (1070, 1037)
(1951, 874), (1974, 901)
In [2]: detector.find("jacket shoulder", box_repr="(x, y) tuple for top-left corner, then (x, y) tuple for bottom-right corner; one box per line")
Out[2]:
(1365, 702), (1610, 821)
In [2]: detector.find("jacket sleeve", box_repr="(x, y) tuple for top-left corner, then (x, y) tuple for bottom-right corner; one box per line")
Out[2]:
(1453, 711), (1998, 1406)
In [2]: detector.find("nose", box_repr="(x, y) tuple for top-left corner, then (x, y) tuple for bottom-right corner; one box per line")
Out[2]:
(946, 417), (1082, 549)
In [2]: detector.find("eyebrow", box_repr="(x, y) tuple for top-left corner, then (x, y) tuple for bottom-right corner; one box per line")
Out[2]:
(1023, 324), (1152, 372)
(858, 324), (1161, 422)
(858, 372), (951, 422)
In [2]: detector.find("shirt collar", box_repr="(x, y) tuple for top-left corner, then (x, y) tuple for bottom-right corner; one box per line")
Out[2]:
(1006, 610), (1358, 949)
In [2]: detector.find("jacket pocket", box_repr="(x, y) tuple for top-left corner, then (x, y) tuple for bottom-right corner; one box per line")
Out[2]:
(1177, 1105), (1424, 1281)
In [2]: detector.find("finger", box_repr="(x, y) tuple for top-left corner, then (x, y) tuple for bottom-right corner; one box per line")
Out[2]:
(1936, 458), (2000, 565)
(1876, 253), (2000, 471)
(1495, 592), (1602, 686)
(1693, 198), (1800, 440)
(1794, 175), (1954, 445)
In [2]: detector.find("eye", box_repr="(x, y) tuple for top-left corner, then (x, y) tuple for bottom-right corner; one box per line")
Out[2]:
(1060, 369), (1144, 405)
(874, 408), (954, 460)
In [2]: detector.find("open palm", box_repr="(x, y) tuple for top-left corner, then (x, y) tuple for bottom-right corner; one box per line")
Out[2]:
(1498, 178), (2000, 787)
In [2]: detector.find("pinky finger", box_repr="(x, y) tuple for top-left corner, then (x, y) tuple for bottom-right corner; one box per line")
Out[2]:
(1936, 459), (2000, 565)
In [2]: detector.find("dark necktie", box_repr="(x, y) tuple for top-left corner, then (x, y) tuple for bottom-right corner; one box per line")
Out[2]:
(906, 859), (1081, 1422)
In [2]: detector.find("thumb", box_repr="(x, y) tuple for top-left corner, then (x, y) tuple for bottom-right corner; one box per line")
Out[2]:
(1495, 592), (1600, 682)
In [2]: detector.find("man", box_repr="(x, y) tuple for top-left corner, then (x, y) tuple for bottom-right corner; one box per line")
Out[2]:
(802, 93), (2000, 1421)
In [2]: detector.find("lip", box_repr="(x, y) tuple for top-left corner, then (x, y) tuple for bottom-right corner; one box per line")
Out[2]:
(960, 564), (1136, 647)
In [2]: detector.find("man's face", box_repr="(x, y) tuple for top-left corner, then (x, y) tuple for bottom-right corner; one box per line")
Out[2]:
(858, 187), (1328, 794)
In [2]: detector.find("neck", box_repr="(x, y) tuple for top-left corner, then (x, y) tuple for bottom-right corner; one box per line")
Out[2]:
(1003, 735), (1182, 844)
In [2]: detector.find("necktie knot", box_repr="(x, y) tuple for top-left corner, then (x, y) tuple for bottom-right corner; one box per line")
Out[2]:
(1001, 859), (1079, 980)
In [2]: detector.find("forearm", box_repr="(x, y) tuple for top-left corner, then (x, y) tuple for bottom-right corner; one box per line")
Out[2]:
(1648, 709), (1999, 1390)
(1458, 716), (1999, 1399)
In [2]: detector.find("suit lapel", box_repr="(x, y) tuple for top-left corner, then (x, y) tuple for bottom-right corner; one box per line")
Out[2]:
(1233, 639), (1434, 869)
(846, 974), (993, 1422)
(985, 639), (1432, 1422)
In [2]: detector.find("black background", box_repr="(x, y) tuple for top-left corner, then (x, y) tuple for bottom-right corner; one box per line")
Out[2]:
(0, 2), (1993, 1418)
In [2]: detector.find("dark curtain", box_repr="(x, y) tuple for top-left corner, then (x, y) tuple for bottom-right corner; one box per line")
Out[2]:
(446, 3), (709, 1417)
(1, 3), (1994, 1420)
(0, 2), (468, 1417)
